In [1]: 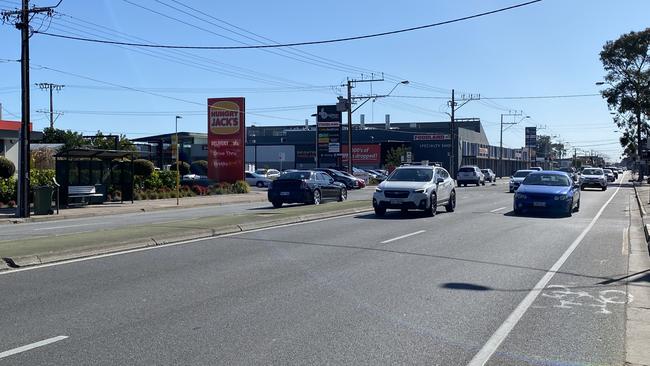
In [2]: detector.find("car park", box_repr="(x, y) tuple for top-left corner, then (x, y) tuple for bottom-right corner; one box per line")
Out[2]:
(580, 168), (607, 191)
(509, 170), (534, 192)
(268, 170), (347, 208)
(373, 164), (456, 216)
(513, 171), (580, 217)
(313, 168), (359, 189)
(245, 171), (271, 188)
(481, 169), (496, 182)
(456, 165), (485, 186)
(603, 169), (616, 182)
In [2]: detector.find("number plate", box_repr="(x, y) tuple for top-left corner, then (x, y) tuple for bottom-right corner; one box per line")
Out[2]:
(390, 199), (401, 205)
(280, 192), (290, 196)
(533, 201), (546, 207)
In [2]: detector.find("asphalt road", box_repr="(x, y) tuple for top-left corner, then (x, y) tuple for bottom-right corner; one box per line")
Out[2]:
(0, 177), (633, 365)
(0, 187), (376, 242)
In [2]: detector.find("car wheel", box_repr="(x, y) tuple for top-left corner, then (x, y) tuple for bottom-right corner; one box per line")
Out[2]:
(256, 181), (264, 188)
(565, 204), (573, 217)
(312, 189), (321, 205)
(481, 180), (485, 186)
(272, 200), (282, 208)
(602, 186), (607, 191)
(374, 207), (386, 217)
(476, 180), (480, 186)
(425, 194), (437, 217)
(338, 188), (347, 202)
(574, 199), (580, 212)
(445, 190), (456, 212)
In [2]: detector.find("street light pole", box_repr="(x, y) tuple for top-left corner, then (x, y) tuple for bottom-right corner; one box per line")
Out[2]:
(175, 115), (182, 206)
(498, 112), (526, 178)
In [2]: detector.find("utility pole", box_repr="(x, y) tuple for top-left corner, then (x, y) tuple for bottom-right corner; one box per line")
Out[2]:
(36, 82), (64, 129)
(2, 0), (60, 218)
(343, 74), (386, 174)
(498, 111), (525, 178)
(448, 91), (480, 177)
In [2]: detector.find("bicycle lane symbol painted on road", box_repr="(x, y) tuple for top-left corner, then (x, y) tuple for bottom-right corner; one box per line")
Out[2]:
(535, 285), (633, 314)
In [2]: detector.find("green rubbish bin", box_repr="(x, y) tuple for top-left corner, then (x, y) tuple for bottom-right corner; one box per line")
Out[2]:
(34, 186), (55, 215)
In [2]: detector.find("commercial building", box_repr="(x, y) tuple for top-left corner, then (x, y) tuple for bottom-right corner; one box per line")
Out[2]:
(133, 119), (540, 176)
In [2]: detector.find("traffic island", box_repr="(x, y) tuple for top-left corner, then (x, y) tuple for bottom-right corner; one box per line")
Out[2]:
(0, 200), (372, 270)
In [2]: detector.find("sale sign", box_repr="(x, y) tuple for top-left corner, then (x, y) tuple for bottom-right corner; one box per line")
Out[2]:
(207, 97), (245, 183)
(341, 144), (381, 165)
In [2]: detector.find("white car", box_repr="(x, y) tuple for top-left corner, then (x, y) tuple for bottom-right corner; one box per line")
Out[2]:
(580, 168), (608, 191)
(456, 166), (485, 186)
(245, 172), (271, 188)
(373, 165), (456, 216)
(509, 170), (534, 192)
(255, 169), (281, 180)
(481, 169), (496, 182)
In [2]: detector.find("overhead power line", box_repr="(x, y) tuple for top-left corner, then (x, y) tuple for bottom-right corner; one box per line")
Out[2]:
(390, 93), (601, 100)
(34, 0), (542, 49)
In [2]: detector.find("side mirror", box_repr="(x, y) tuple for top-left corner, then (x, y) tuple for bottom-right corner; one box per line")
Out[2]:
(436, 177), (444, 184)
(328, 178), (335, 184)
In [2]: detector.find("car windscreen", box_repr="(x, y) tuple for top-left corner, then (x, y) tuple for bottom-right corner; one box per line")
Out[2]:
(387, 168), (433, 182)
(277, 172), (311, 180)
(513, 171), (532, 178)
(458, 167), (475, 173)
(603, 169), (613, 174)
(582, 169), (603, 175)
(523, 173), (571, 186)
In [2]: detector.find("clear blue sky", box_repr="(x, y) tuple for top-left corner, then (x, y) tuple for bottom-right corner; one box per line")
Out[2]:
(2, 0), (649, 161)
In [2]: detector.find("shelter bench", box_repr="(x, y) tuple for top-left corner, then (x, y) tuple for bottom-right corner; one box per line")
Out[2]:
(68, 185), (103, 205)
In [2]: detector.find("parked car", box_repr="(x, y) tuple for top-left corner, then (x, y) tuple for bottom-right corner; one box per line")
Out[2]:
(513, 171), (580, 217)
(245, 171), (271, 188)
(456, 166), (485, 186)
(603, 168), (616, 182)
(529, 167), (543, 171)
(364, 169), (387, 182)
(268, 170), (347, 208)
(255, 168), (281, 180)
(481, 169), (496, 182)
(580, 168), (607, 191)
(314, 168), (359, 189)
(373, 165), (456, 216)
(509, 170), (534, 192)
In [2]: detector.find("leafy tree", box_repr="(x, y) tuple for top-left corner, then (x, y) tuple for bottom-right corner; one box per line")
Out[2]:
(190, 160), (208, 175)
(133, 159), (155, 177)
(170, 161), (190, 175)
(41, 127), (87, 150)
(0, 157), (16, 178)
(600, 28), (650, 178)
(384, 146), (410, 170)
(536, 135), (566, 160)
(89, 131), (136, 151)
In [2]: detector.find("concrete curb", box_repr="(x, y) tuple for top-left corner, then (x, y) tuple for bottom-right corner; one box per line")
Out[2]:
(0, 206), (373, 271)
(632, 183), (650, 246)
(626, 183), (650, 366)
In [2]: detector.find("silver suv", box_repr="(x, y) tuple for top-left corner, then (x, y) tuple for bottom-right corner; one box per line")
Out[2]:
(373, 165), (456, 217)
(456, 165), (485, 186)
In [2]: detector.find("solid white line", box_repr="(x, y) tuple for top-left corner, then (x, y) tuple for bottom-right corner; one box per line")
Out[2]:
(490, 207), (507, 213)
(0, 210), (368, 276)
(467, 172), (625, 366)
(0, 336), (68, 359)
(380, 230), (426, 244)
(33, 223), (95, 231)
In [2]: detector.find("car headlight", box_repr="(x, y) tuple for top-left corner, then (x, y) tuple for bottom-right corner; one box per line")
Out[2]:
(554, 195), (568, 201)
(515, 193), (527, 199)
(510, 179), (515, 183)
(375, 187), (382, 192)
(413, 188), (425, 193)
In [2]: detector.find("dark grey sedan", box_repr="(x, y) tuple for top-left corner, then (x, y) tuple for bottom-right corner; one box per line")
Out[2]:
(268, 170), (347, 208)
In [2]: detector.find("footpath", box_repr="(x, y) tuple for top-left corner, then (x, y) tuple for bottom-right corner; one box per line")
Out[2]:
(0, 190), (269, 224)
(627, 181), (650, 366)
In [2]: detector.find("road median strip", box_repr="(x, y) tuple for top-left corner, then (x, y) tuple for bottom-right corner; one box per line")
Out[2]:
(0, 201), (372, 270)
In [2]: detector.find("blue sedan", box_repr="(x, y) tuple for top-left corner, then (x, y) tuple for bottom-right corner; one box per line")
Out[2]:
(513, 171), (580, 217)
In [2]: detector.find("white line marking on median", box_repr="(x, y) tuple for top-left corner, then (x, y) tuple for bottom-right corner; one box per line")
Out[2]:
(0, 336), (68, 360)
(467, 172), (625, 366)
(490, 207), (507, 213)
(381, 230), (426, 244)
(33, 223), (95, 231)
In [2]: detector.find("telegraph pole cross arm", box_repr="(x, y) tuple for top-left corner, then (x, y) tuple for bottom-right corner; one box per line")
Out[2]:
(36, 82), (64, 129)
(2, 0), (62, 219)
